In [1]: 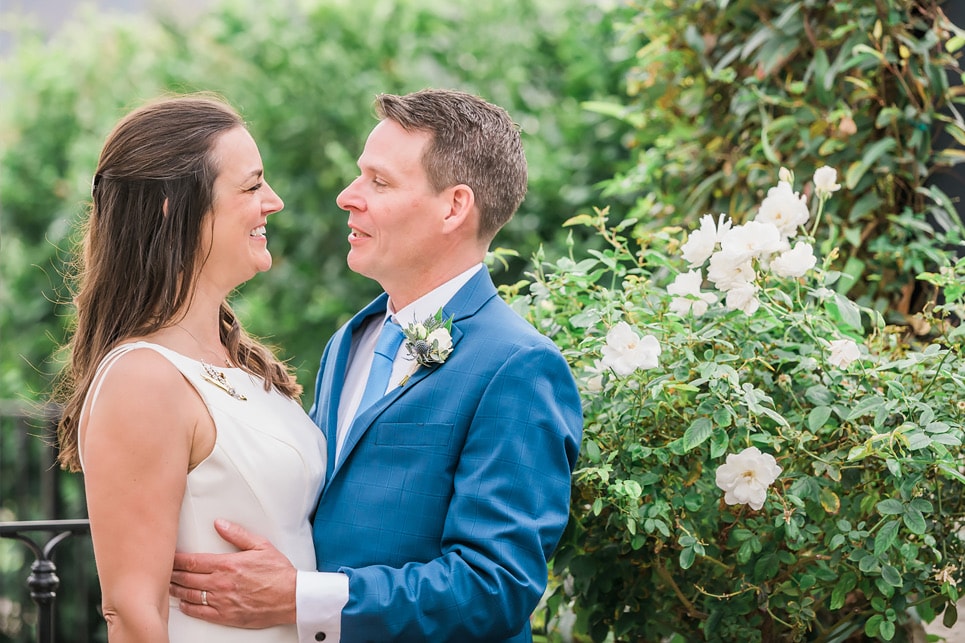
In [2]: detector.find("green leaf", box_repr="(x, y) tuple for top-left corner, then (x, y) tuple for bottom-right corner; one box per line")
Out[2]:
(859, 553), (879, 573)
(753, 553), (780, 580)
(876, 499), (905, 515)
(819, 488), (840, 514)
(880, 564), (902, 588)
(879, 618), (896, 640)
(592, 498), (603, 516)
(865, 614), (884, 639)
(683, 417), (713, 452)
(930, 432), (962, 446)
(831, 293), (863, 330)
(584, 440), (601, 462)
(845, 137), (897, 189)
(562, 213), (598, 228)
(943, 602), (959, 628)
(938, 462), (965, 484)
(874, 520), (899, 556)
(680, 546), (696, 570)
(847, 395), (885, 421)
(808, 406), (832, 432)
(830, 572), (857, 610)
(902, 506), (927, 535)
(709, 428), (729, 459)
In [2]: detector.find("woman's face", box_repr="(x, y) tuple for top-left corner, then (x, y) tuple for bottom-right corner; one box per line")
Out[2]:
(198, 127), (284, 292)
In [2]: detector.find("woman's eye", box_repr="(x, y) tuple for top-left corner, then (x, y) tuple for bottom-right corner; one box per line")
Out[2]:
(246, 183), (263, 192)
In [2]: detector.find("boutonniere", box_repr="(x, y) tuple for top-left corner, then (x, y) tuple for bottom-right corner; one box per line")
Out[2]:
(398, 308), (454, 386)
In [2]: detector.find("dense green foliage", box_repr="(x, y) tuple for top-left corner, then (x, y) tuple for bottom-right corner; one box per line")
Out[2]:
(509, 181), (964, 641)
(0, 0), (633, 402)
(597, 0), (965, 316)
(502, 0), (965, 639)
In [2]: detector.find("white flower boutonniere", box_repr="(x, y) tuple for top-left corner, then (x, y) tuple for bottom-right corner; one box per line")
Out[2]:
(398, 308), (454, 386)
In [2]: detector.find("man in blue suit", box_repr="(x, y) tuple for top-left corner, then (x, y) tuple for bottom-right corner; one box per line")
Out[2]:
(171, 88), (582, 642)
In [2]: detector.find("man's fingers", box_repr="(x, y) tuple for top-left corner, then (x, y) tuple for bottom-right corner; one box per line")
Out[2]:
(172, 551), (213, 574)
(213, 518), (269, 551)
(171, 520), (267, 577)
(170, 576), (207, 598)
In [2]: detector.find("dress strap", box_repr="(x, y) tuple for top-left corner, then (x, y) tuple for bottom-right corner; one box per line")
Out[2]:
(78, 342), (162, 468)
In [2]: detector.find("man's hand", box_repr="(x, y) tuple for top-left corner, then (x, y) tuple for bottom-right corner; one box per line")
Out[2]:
(170, 519), (298, 628)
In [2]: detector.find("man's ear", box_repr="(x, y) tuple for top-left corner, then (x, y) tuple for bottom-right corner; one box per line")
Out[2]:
(442, 184), (476, 232)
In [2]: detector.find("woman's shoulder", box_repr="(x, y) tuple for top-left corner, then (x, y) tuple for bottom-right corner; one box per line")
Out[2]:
(93, 341), (191, 398)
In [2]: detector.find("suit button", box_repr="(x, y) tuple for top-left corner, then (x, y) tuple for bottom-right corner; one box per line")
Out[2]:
(314, 633), (326, 641)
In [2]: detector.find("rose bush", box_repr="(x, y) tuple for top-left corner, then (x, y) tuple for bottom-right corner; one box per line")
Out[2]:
(505, 168), (965, 641)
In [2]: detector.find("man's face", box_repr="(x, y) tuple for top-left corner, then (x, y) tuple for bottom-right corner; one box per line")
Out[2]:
(336, 119), (454, 294)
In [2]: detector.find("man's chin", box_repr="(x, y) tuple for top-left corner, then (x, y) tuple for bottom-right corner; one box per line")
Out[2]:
(346, 253), (375, 278)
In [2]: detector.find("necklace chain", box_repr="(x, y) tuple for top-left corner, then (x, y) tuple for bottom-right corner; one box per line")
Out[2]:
(175, 323), (231, 367)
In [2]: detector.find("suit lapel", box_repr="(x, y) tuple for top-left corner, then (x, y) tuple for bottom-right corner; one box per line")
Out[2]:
(319, 295), (388, 484)
(327, 270), (499, 481)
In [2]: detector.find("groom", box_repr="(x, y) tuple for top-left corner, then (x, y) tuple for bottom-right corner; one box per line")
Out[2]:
(171, 88), (583, 642)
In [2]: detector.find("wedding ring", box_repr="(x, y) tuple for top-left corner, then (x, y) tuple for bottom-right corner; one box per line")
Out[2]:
(201, 590), (208, 606)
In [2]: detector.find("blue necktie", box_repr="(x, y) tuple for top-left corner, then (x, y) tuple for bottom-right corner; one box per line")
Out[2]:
(357, 318), (406, 414)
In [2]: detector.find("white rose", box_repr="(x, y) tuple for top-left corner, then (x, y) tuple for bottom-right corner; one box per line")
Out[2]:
(755, 181), (810, 237)
(409, 323), (428, 340)
(770, 242), (817, 278)
(715, 447), (782, 511)
(724, 282), (761, 315)
(827, 338), (861, 368)
(681, 213), (731, 268)
(707, 250), (756, 292)
(813, 166), (841, 199)
(427, 328), (453, 358)
(667, 269), (718, 317)
(720, 220), (784, 263)
(600, 321), (661, 376)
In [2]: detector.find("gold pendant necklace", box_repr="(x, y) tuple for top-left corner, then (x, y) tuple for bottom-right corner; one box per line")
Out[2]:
(174, 323), (245, 401)
(175, 323), (231, 366)
(200, 361), (247, 401)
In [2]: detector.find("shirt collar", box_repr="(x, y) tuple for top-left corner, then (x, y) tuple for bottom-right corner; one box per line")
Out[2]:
(388, 263), (483, 327)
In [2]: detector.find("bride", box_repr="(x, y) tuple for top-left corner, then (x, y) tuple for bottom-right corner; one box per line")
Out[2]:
(53, 94), (326, 642)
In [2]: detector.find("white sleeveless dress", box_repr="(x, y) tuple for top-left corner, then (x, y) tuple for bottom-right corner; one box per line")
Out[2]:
(81, 341), (326, 642)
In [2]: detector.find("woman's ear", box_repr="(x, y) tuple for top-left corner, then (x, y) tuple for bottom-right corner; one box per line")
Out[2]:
(162, 197), (170, 217)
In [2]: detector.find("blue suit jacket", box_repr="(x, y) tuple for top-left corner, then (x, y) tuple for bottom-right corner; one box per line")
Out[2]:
(308, 269), (582, 642)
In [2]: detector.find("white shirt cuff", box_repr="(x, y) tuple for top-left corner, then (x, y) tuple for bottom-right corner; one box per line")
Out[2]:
(295, 570), (349, 643)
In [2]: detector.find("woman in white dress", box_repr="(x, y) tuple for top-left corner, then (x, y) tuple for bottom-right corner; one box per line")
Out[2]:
(53, 94), (326, 643)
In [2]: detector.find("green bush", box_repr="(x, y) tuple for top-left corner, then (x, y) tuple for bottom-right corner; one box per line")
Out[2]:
(0, 0), (634, 402)
(596, 0), (965, 318)
(506, 165), (965, 641)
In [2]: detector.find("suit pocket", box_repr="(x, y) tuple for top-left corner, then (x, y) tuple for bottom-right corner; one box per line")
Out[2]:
(373, 422), (454, 448)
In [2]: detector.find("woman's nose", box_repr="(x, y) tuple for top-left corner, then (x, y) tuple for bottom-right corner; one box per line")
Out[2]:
(263, 181), (284, 213)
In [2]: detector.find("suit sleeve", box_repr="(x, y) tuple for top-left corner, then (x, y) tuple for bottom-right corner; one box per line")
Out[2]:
(338, 340), (582, 641)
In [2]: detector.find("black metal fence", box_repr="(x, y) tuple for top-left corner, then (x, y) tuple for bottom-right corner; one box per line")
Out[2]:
(0, 521), (91, 643)
(0, 401), (103, 643)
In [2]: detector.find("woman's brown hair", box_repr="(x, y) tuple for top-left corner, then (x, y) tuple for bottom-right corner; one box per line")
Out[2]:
(55, 94), (301, 472)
